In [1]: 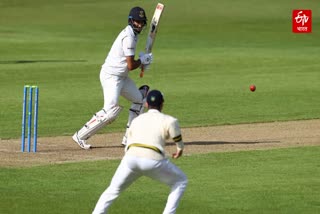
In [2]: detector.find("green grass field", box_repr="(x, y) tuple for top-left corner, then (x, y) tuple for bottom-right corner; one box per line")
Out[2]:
(0, 0), (319, 138)
(1, 147), (319, 214)
(0, 0), (319, 213)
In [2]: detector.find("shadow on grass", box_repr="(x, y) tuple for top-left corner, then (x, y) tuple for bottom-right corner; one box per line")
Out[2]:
(94, 140), (281, 149)
(0, 60), (86, 64)
(92, 145), (124, 149)
(181, 140), (281, 146)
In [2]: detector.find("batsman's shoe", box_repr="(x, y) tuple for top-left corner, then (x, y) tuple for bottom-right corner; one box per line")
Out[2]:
(121, 135), (127, 147)
(72, 132), (91, 150)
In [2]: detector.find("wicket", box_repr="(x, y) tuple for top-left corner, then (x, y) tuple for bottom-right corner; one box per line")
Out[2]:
(21, 85), (39, 152)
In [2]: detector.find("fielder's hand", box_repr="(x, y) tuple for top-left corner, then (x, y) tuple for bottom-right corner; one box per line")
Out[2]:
(172, 149), (183, 159)
(139, 52), (153, 65)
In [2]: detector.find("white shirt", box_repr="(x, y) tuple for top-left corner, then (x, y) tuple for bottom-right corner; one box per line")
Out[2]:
(126, 109), (184, 159)
(101, 25), (138, 77)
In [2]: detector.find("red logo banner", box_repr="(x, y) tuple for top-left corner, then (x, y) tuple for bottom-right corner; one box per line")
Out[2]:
(292, 10), (312, 33)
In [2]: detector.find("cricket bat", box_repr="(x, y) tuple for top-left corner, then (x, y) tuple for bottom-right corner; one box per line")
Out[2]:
(140, 3), (165, 78)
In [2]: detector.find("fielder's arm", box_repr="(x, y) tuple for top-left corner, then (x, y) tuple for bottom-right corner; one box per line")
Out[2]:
(172, 134), (184, 159)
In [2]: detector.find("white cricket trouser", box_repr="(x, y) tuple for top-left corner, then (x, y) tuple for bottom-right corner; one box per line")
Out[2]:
(100, 71), (142, 111)
(92, 155), (188, 214)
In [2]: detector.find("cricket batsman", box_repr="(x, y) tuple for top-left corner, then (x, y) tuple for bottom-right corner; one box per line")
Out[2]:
(72, 6), (153, 149)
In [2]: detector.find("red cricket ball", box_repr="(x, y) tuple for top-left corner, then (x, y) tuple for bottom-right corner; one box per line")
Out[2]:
(250, 85), (256, 92)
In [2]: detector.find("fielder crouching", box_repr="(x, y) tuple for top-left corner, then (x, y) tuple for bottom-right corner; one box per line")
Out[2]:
(92, 90), (188, 214)
(72, 6), (152, 149)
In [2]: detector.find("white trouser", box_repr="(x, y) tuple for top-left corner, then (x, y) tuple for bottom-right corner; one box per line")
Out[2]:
(100, 71), (142, 111)
(92, 155), (188, 214)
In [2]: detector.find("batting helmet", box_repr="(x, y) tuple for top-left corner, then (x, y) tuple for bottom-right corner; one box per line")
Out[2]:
(128, 7), (147, 24)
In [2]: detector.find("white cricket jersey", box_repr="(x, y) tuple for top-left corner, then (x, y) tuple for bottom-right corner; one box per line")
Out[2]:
(126, 109), (184, 159)
(101, 25), (138, 77)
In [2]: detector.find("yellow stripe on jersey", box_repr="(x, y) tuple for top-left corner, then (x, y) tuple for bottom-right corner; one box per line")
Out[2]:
(173, 135), (182, 142)
(128, 143), (162, 154)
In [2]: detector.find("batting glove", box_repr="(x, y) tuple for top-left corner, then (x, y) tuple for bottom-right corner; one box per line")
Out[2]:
(141, 64), (150, 70)
(139, 52), (153, 65)
(139, 51), (145, 58)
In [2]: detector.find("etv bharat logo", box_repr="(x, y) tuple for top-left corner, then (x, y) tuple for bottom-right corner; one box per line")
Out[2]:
(292, 10), (312, 33)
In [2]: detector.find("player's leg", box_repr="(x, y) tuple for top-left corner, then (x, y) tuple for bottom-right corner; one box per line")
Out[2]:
(72, 73), (123, 149)
(121, 78), (149, 146)
(92, 155), (141, 214)
(145, 159), (188, 214)
(74, 105), (122, 141)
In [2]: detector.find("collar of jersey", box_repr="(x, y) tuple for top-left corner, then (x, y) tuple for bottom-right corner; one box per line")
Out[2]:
(148, 109), (160, 113)
(127, 25), (136, 37)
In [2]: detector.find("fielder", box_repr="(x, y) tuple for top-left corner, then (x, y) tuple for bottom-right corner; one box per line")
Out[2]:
(92, 90), (188, 214)
(72, 6), (153, 149)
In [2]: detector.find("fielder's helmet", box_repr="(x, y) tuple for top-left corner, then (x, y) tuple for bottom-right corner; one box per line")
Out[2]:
(128, 7), (147, 24)
(147, 90), (164, 107)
